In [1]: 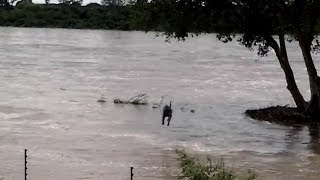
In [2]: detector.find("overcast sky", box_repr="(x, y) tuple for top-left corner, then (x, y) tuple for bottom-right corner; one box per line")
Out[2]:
(32, 0), (101, 5)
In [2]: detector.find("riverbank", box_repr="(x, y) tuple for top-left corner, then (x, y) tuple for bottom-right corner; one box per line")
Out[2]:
(245, 105), (310, 126)
(0, 3), (134, 31)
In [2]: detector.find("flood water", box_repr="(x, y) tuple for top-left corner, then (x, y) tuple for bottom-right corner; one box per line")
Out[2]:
(0, 27), (319, 180)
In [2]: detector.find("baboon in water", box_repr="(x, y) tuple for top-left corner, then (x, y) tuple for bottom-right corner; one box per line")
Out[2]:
(162, 101), (173, 126)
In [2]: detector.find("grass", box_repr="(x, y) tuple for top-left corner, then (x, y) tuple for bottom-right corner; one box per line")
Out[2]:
(176, 150), (257, 180)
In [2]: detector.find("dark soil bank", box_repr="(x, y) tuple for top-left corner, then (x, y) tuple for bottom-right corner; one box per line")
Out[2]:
(245, 105), (311, 126)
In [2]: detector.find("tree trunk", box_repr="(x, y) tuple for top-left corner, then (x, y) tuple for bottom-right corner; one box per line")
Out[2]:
(298, 35), (320, 119)
(265, 35), (307, 111)
(263, 13), (307, 111)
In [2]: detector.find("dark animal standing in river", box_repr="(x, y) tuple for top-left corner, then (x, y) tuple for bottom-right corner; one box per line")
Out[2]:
(162, 101), (173, 126)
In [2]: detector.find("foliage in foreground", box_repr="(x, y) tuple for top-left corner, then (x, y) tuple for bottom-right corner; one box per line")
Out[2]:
(176, 150), (257, 180)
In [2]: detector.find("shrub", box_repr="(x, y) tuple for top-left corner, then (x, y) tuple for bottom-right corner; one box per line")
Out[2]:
(176, 150), (257, 180)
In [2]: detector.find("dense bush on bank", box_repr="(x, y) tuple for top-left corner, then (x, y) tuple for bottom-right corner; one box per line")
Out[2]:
(0, 3), (134, 30)
(177, 150), (257, 180)
(4, 1), (320, 36)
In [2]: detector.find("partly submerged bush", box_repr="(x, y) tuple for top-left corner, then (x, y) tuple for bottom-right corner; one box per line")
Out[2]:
(176, 150), (257, 180)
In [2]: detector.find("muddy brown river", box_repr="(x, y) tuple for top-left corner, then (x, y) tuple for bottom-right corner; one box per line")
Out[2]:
(0, 27), (319, 180)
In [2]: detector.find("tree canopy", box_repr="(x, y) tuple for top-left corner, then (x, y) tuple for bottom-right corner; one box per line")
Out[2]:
(135, 0), (320, 120)
(101, 0), (124, 6)
(0, 1), (133, 30)
(0, 0), (11, 8)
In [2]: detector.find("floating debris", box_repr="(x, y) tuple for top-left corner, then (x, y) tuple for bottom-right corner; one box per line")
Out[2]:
(114, 98), (123, 104)
(98, 99), (106, 103)
(190, 109), (195, 113)
(97, 94), (106, 103)
(114, 94), (149, 105)
(152, 104), (160, 108)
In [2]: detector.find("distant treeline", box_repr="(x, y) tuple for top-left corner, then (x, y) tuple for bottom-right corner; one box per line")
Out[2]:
(0, 0), (244, 33)
(3, 0), (319, 34)
(0, 0), (137, 30)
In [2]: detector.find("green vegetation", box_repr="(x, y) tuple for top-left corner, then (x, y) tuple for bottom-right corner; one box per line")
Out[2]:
(177, 150), (257, 180)
(0, 0), (135, 30)
(135, 0), (320, 121)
